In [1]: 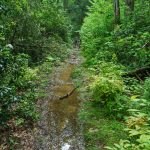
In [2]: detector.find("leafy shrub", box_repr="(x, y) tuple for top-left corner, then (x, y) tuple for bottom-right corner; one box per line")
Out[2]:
(80, 0), (114, 59)
(87, 62), (129, 118)
(0, 47), (37, 128)
(106, 113), (150, 150)
(106, 95), (150, 150)
(143, 78), (150, 100)
(111, 29), (150, 68)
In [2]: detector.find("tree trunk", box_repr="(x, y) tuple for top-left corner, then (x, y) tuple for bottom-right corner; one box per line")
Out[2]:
(63, 0), (68, 10)
(122, 66), (150, 81)
(113, 0), (121, 24)
(125, 0), (135, 11)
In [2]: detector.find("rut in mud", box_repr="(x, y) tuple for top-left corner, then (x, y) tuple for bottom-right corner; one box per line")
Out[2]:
(34, 48), (85, 150)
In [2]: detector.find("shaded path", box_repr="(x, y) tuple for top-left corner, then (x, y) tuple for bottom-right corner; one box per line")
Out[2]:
(34, 48), (84, 150)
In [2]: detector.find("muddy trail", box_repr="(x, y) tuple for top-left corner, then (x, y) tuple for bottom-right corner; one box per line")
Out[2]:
(34, 48), (84, 150)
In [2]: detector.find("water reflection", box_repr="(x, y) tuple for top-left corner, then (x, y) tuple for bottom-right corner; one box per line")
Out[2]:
(47, 64), (83, 150)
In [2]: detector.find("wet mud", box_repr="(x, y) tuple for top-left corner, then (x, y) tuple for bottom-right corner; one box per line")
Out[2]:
(34, 50), (84, 150)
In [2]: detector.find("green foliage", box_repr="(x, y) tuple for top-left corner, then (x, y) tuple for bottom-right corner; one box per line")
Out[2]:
(106, 100), (150, 150)
(0, 47), (37, 128)
(110, 29), (150, 68)
(0, 0), (71, 62)
(80, 0), (114, 60)
(88, 62), (129, 118)
(80, 0), (150, 149)
(79, 101), (127, 150)
(81, 0), (150, 68)
(67, 0), (90, 33)
(105, 78), (150, 149)
(143, 78), (150, 100)
(0, 2), (72, 147)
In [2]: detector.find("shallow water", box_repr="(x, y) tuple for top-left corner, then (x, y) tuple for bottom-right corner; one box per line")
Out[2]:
(48, 63), (84, 150)
(35, 60), (84, 150)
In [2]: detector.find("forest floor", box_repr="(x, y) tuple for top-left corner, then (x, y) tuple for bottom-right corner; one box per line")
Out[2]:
(17, 47), (85, 150)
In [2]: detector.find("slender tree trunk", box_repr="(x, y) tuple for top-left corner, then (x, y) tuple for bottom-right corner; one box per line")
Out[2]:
(113, 0), (121, 24)
(63, 0), (68, 10)
(125, 0), (135, 11)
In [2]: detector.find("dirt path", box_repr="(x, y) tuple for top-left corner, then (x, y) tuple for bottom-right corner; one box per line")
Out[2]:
(34, 48), (85, 150)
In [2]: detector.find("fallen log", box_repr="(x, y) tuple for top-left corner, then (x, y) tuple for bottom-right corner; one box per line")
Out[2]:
(123, 66), (150, 80)
(59, 87), (77, 100)
(58, 78), (89, 100)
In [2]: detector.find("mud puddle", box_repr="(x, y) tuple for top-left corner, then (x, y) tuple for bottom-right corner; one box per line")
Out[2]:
(35, 51), (84, 150)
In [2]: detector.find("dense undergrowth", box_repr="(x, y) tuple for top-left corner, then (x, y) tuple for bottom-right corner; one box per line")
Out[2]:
(78, 0), (150, 149)
(0, 0), (71, 148)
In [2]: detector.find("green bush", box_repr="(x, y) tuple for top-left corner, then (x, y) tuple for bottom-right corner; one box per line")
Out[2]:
(143, 78), (150, 100)
(106, 100), (150, 150)
(80, 0), (114, 60)
(0, 47), (37, 128)
(106, 80), (150, 150)
(86, 62), (128, 118)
